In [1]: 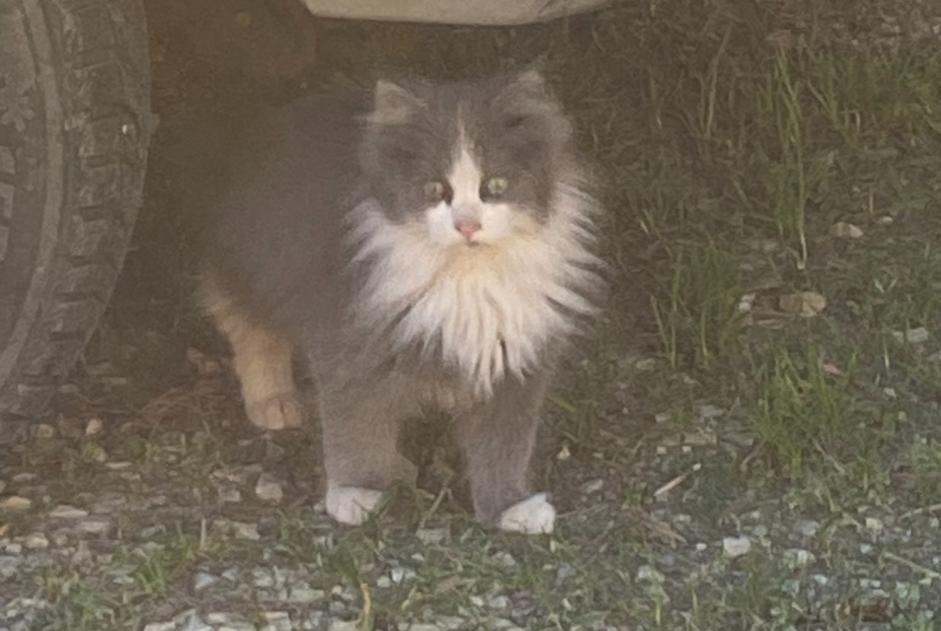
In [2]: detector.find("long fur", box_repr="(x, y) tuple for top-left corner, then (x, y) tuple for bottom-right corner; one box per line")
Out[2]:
(347, 177), (603, 396)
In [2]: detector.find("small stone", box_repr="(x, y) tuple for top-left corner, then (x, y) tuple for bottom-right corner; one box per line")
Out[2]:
(737, 292), (757, 313)
(143, 623), (175, 631)
(865, 517), (884, 535)
(376, 576), (392, 588)
(217, 486), (242, 503)
(798, 520), (820, 537)
(783, 548), (816, 569)
(194, 572), (219, 591)
(85, 417), (104, 436)
(176, 609), (212, 631)
(255, 474), (283, 503)
(581, 478), (604, 494)
(892, 327), (930, 344)
(0, 496), (32, 512)
(288, 586), (325, 604)
(222, 567), (239, 581)
(252, 568), (274, 588)
(328, 621), (359, 631)
(104, 461), (132, 470)
(416, 528), (448, 545)
(636, 565), (665, 583)
(488, 595), (509, 610)
(654, 411), (671, 423)
(390, 566), (415, 584)
(24, 533), (49, 549)
(830, 222), (864, 239)
(0, 554), (21, 578)
(634, 358), (658, 371)
(233, 522), (260, 541)
(260, 611), (292, 631)
(697, 404), (725, 420)
(77, 520), (110, 535)
(12, 472), (37, 483)
(49, 505), (88, 520)
(779, 291), (826, 317)
(493, 551), (517, 567)
(32, 424), (56, 439)
(555, 444), (571, 460)
(723, 536), (751, 558)
(860, 543), (874, 554)
(695, 542), (708, 552)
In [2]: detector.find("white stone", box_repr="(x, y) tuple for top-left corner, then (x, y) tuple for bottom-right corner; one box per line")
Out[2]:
(24, 533), (49, 550)
(288, 586), (325, 604)
(49, 505), (88, 520)
(636, 565), (665, 582)
(723, 536), (751, 558)
(77, 520), (110, 535)
(0, 496), (32, 512)
(85, 417), (104, 435)
(581, 479), (604, 493)
(416, 528), (448, 545)
(255, 474), (284, 503)
(194, 572), (219, 591)
(783, 548), (816, 568)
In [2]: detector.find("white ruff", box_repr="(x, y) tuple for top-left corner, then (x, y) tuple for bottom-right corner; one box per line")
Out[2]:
(348, 182), (602, 396)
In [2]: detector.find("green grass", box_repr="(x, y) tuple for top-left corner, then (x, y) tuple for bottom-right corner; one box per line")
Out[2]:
(750, 345), (857, 474)
(18, 2), (941, 629)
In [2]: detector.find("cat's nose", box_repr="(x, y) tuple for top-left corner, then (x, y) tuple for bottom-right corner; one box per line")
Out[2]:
(454, 219), (482, 240)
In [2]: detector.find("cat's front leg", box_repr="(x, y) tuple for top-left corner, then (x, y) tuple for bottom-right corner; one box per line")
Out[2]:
(456, 371), (556, 534)
(317, 374), (418, 526)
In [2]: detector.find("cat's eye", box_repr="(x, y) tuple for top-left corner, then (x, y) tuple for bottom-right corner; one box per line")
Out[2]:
(481, 176), (509, 200)
(423, 181), (451, 203)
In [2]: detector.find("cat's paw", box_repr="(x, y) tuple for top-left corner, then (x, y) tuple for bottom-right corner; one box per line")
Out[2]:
(497, 493), (556, 534)
(325, 485), (384, 526)
(245, 393), (304, 430)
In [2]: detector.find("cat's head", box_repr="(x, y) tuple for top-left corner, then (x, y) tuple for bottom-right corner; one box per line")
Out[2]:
(359, 70), (576, 247)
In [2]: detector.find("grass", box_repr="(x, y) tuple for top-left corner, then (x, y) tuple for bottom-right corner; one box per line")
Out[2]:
(10, 1), (941, 629)
(750, 344), (856, 474)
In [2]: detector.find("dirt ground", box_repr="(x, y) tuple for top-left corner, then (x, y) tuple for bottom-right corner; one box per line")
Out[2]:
(2, 1), (941, 630)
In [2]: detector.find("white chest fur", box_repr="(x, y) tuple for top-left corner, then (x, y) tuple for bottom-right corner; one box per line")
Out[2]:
(348, 183), (602, 396)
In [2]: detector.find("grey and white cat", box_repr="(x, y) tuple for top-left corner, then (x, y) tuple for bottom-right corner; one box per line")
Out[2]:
(200, 70), (603, 534)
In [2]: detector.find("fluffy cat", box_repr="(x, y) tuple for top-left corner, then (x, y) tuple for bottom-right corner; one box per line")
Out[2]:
(199, 69), (604, 534)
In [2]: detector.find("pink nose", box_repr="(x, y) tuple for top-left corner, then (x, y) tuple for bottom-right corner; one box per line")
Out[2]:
(454, 219), (481, 240)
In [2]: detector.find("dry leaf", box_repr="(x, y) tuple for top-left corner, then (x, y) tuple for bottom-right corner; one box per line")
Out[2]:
(830, 222), (864, 239)
(779, 291), (827, 317)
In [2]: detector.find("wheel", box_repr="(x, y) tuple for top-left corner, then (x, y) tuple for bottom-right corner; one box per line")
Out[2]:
(0, 0), (152, 422)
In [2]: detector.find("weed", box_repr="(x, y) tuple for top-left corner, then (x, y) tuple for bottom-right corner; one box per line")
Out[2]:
(651, 241), (741, 369)
(751, 345), (857, 474)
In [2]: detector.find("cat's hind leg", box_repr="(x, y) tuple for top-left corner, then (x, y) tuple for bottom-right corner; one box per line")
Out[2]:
(201, 276), (303, 431)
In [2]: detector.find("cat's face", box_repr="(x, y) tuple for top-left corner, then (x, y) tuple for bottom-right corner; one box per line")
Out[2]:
(359, 71), (574, 248)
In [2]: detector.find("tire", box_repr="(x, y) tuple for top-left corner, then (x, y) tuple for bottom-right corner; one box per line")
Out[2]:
(0, 0), (152, 422)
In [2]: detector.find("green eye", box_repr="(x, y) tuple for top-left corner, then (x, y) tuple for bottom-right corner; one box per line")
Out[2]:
(423, 181), (449, 202)
(482, 176), (509, 200)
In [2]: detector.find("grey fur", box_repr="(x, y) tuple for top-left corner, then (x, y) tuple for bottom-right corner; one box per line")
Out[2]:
(200, 71), (601, 526)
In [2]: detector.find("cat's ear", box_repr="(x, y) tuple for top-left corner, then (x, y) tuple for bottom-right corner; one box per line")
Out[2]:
(369, 80), (424, 125)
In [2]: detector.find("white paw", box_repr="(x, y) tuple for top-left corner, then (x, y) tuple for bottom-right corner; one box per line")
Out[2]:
(245, 393), (304, 430)
(497, 493), (556, 534)
(325, 485), (383, 526)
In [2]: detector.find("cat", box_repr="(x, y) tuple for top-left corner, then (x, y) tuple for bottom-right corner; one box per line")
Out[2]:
(198, 69), (604, 534)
